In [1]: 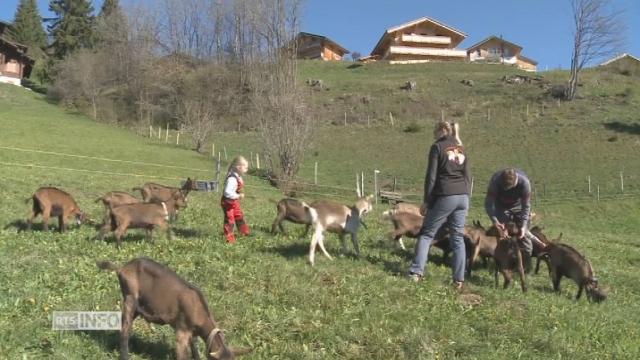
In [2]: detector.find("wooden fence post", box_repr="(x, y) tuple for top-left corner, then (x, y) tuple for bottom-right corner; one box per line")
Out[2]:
(620, 171), (624, 192)
(361, 172), (365, 196)
(176, 131), (180, 145)
(165, 123), (169, 143)
(374, 170), (380, 204)
(597, 185), (600, 202)
(470, 176), (474, 197)
(314, 162), (318, 185)
(389, 112), (394, 127)
(588, 175), (591, 193)
(149, 125), (152, 138)
(158, 126), (161, 139)
(256, 153), (260, 169)
(223, 146), (227, 160)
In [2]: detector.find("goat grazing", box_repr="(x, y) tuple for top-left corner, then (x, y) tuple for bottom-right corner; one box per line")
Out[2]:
(270, 198), (313, 235)
(544, 239), (607, 302)
(307, 195), (373, 265)
(26, 187), (86, 232)
(97, 257), (251, 360)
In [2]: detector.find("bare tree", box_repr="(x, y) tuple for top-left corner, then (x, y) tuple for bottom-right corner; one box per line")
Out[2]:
(246, 0), (314, 187)
(566, 0), (626, 100)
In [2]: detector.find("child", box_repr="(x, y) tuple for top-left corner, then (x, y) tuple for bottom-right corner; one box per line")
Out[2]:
(221, 156), (250, 243)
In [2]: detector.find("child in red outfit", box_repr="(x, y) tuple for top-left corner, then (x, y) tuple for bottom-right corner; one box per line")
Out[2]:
(221, 156), (250, 243)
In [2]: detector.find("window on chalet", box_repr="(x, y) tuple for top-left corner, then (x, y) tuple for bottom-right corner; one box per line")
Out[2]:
(5, 59), (19, 73)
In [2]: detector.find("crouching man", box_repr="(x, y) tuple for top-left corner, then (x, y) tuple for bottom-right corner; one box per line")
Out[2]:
(484, 168), (545, 273)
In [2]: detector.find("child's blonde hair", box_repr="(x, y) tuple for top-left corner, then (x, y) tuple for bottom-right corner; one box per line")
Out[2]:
(228, 155), (248, 173)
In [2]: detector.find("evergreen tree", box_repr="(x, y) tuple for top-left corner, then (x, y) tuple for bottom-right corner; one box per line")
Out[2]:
(98, 0), (120, 18)
(47, 0), (95, 59)
(10, 0), (47, 52)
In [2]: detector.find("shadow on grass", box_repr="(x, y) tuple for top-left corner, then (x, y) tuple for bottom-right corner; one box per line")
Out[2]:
(261, 242), (309, 261)
(171, 227), (202, 238)
(3, 219), (82, 233)
(83, 329), (174, 360)
(604, 121), (640, 135)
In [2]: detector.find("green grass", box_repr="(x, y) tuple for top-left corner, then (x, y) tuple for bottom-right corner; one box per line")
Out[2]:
(1, 61), (640, 359)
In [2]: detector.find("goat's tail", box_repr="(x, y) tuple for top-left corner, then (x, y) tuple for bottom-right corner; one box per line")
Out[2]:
(97, 260), (120, 272)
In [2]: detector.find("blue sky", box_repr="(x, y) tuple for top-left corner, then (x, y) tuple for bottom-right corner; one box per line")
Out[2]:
(1, 0), (638, 70)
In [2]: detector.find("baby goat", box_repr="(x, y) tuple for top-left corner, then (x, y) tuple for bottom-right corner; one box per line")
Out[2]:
(97, 257), (251, 360)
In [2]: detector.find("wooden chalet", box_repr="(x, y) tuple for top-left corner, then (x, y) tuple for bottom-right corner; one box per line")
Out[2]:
(369, 17), (467, 64)
(296, 32), (349, 61)
(599, 53), (640, 75)
(467, 35), (537, 71)
(0, 20), (34, 85)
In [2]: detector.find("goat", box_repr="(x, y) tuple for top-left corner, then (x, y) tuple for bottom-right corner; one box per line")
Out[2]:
(392, 202), (421, 216)
(26, 187), (86, 232)
(529, 225), (552, 274)
(97, 257), (251, 360)
(463, 220), (498, 276)
(270, 198), (312, 235)
(381, 209), (470, 263)
(543, 239), (607, 302)
(133, 177), (196, 203)
(307, 195), (373, 265)
(96, 191), (141, 223)
(493, 222), (527, 293)
(98, 191), (186, 248)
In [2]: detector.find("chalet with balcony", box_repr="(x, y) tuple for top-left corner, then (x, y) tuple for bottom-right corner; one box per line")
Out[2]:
(599, 53), (640, 75)
(0, 20), (34, 85)
(467, 36), (537, 72)
(296, 32), (349, 61)
(369, 17), (467, 64)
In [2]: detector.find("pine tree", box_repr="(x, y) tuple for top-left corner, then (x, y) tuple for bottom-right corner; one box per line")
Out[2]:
(47, 0), (95, 59)
(10, 0), (47, 53)
(98, 0), (120, 18)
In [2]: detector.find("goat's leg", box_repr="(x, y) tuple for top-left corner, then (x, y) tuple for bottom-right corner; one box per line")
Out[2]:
(339, 233), (348, 255)
(551, 270), (562, 292)
(42, 209), (50, 231)
(271, 212), (285, 234)
(27, 210), (37, 231)
(98, 221), (111, 241)
(190, 337), (201, 360)
(576, 285), (584, 300)
(303, 224), (311, 237)
(119, 295), (137, 360)
(502, 269), (512, 289)
(115, 224), (128, 249)
(308, 230), (320, 265)
(59, 215), (66, 233)
(350, 232), (360, 257)
(175, 329), (191, 360)
(494, 265), (500, 288)
(316, 233), (333, 261)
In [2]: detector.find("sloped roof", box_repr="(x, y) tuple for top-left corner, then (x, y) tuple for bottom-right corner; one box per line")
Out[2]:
(466, 35), (523, 52)
(518, 54), (538, 66)
(599, 53), (640, 66)
(371, 16), (467, 56)
(297, 32), (349, 54)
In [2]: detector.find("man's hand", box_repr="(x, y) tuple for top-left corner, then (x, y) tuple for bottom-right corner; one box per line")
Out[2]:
(494, 222), (508, 239)
(517, 227), (526, 239)
(239, 193), (245, 200)
(420, 203), (428, 216)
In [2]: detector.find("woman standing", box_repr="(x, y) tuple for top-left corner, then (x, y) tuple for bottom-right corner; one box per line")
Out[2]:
(407, 121), (470, 289)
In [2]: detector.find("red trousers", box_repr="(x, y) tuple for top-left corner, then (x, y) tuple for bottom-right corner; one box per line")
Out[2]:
(221, 198), (249, 243)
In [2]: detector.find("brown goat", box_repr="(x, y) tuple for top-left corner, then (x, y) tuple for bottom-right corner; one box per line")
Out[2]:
(98, 192), (186, 248)
(381, 209), (469, 264)
(97, 257), (251, 360)
(392, 202), (421, 216)
(493, 222), (527, 292)
(463, 221), (498, 276)
(544, 239), (607, 302)
(26, 187), (86, 232)
(96, 191), (141, 223)
(270, 198), (312, 235)
(307, 195), (373, 265)
(133, 177), (196, 203)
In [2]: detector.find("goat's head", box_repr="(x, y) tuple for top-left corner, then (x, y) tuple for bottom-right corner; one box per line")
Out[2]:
(207, 329), (251, 360)
(354, 194), (374, 217)
(75, 210), (88, 225)
(586, 278), (607, 303)
(172, 190), (188, 209)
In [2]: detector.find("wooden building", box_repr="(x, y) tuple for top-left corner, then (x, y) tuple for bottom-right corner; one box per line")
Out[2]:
(369, 17), (467, 64)
(296, 32), (349, 61)
(599, 53), (640, 75)
(467, 36), (537, 71)
(0, 21), (34, 85)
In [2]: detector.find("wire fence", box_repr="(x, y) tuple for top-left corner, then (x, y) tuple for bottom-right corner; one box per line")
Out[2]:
(2, 144), (639, 205)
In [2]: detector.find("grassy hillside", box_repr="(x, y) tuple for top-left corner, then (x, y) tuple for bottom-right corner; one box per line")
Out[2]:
(1, 61), (640, 360)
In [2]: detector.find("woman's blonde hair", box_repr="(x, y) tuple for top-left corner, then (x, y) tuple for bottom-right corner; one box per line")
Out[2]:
(434, 121), (462, 144)
(228, 155), (248, 173)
